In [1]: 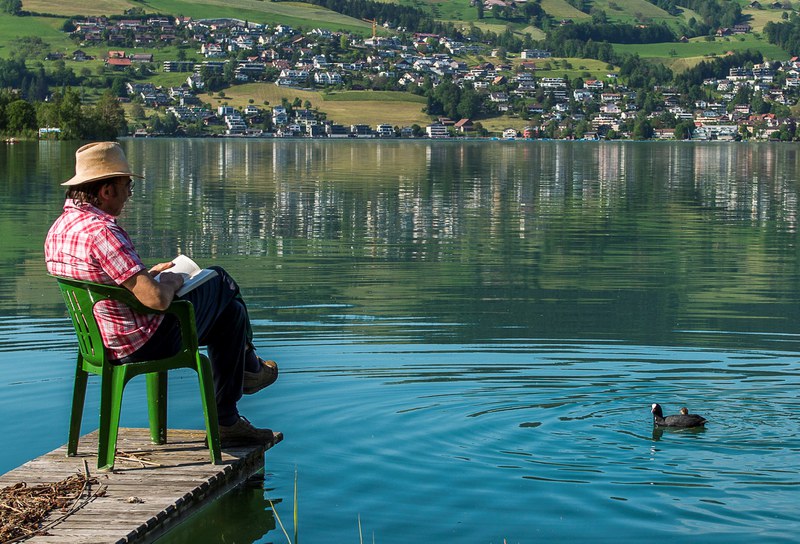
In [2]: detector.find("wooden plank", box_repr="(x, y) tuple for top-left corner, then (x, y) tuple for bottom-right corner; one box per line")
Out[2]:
(0, 428), (282, 543)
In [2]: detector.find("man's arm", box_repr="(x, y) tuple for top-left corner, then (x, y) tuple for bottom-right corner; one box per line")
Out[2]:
(122, 270), (184, 311)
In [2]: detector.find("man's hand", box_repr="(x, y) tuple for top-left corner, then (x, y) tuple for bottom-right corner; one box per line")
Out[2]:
(148, 261), (177, 276)
(123, 269), (184, 311)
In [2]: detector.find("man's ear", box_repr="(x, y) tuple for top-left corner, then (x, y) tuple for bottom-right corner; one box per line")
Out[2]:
(98, 181), (115, 201)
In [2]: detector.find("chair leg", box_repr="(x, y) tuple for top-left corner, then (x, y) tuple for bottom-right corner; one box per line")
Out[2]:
(67, 355), (88, 457)
(97, 369), (125, 471)
(146, 371), (168, 444)
(196, 354), (222, 464)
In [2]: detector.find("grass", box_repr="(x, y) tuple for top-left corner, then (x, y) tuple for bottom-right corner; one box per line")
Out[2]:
(613, 34), (789, 61)
(518, 25), (547, 40)
(478, 115), (534, 133)
(206, 83), (432, 126)
(515, 57), (617, 80)
(743, 7), (789, 32)
(0, 14), (72, 58)
(538, 0), (590, 20)
(22, 0), (136, 16)
(425, 0), (479, 23)
(22, 0), (375, 35)
(318, 100), (429, 126)
(592, 0), (673, 23)
(321, 90), (426, 103)
(266, 468), (298, 544)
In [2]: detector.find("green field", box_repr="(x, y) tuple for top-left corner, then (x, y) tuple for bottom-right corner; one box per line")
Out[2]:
(0, 14), (71, 58)
(22, 0), (374, 35)
(423, 0), (478, 22)
(22, 0), (137, 16)
(743, 6), (790, 32)
(322, 90), (426, 103)
(539, 0), (590, 20)
(517, 56), (617, 80)
(592, 0), (673, 24)
(614, 34), (789, 62)
(208, 83), (431, 126)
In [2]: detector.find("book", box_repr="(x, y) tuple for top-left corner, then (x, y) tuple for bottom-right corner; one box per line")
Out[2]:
(156, 254), (218, 297)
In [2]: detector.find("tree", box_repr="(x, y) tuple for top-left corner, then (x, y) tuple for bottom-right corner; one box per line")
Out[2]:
(0, 0), (22, 15)
(223, 61), (236, 84)
(162, 112), (179, 135)
(457, 87), (481, 119)
(632, 115), (654, 140)
(130, 103), (145, 120)
(591, 8), (608, 24)
(149, 113), (164, 134)
(673, 120), (695, 140)
(89, 90), (127, 139)
(111, 78), (126, 97)
(6, 99), (36, 132)
(751, 91), (770, 115)
(35, 100), (59, 131)
(0, 58), (29, 89)
(57, 89), (85, 140)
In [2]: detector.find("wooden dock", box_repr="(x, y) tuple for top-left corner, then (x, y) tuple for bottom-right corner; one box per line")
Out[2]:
(0, 428), (282, 543)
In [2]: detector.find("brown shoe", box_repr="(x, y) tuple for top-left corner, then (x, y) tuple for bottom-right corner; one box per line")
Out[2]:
(219, 416), (275, 446)
(243, 358), (278, 395)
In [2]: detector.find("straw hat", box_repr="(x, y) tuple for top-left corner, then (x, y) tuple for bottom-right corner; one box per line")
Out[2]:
(62, 142), (142, 186)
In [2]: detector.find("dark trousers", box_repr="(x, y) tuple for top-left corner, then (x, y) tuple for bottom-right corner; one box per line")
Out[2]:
(117, 266), (253, 426)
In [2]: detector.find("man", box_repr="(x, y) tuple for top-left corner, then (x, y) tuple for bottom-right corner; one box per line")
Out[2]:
(45, 141), (278, 445)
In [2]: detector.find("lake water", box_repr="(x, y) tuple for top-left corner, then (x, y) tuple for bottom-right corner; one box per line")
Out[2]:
(1, 139), (800, 543)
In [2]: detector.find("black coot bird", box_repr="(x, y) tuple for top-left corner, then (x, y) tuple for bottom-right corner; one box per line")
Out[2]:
(651, 403), (707, 428)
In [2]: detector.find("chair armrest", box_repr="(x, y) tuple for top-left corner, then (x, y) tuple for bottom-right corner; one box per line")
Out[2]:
(51, 275), (201, 352)
(162, 300), (201, 353)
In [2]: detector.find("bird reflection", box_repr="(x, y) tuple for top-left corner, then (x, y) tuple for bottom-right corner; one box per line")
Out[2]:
(652, 426), (707, 441)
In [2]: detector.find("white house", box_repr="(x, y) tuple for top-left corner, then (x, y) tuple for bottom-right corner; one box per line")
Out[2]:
(426, 123), (449, 138)
(272, 105), (288, 125)
(376, 124), (394, 137)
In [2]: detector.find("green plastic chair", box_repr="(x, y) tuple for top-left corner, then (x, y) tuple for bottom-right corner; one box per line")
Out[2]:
(53, 276), (222, 470)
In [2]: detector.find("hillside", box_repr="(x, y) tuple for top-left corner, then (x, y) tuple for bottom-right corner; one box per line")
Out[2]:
(21, 0), (375, 33)
(1, 0), (796, 138)
(14, 0), (793, 69)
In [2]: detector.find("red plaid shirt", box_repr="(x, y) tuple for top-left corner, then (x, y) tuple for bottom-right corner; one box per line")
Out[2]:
(45, 200), (163, 359)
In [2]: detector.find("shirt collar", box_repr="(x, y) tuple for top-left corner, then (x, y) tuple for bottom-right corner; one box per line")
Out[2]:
(64, 199), (117, 222)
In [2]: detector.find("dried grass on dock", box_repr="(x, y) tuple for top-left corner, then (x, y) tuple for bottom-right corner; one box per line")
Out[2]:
(0, 467), (101, 543)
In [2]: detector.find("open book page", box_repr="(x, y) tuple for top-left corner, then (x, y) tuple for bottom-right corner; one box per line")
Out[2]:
(167, 254), (203, 277)
(155, 255), (218, 297)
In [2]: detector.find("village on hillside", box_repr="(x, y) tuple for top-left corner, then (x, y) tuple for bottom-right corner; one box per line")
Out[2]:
(42, 14), (800, 140)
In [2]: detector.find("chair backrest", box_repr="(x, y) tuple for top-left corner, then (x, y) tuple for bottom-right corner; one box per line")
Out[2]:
(53, 277), (143, 370)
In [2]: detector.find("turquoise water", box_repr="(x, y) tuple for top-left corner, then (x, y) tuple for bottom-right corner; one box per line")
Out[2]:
(1, 140), (800, 542)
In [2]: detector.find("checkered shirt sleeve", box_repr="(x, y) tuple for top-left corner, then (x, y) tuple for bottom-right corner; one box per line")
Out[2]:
(45, 201), (163, 358)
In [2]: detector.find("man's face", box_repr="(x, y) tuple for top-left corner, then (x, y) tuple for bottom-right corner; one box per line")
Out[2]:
(101, 177), (133, 216)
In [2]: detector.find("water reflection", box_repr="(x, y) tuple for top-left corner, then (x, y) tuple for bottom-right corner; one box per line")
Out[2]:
(651, 426), (708, 441)
(4, 141), (800, 350)
(104, 141), (800, 251)
(3, 140), (800, 542)
(157, 480), (281, 544)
